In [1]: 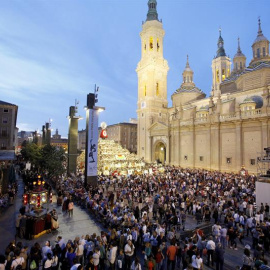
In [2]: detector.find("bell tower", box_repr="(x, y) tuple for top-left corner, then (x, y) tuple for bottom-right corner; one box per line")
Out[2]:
(211, 29), (231, 97)
(136, 0), (169, 162)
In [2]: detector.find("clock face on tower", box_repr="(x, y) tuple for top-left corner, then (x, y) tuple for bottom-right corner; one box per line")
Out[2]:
(141, 101), (146, 108)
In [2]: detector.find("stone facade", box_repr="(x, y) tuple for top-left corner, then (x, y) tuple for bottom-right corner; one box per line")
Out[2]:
(137, 1), (270, 174)
(0, 100), (18, 150)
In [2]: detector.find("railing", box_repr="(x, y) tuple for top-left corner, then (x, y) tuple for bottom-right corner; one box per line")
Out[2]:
(219, 113), (237, 121)
(241, 108), (261, 118)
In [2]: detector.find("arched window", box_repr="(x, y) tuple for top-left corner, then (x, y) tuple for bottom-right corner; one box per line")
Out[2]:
(235, 62), (238, 70)
(240, 62), (242, 69)
(263, 47), (266, 57)
(149, 37), (153, 50)
(257, 48), (260, 58)
(157, 38), (159, 52)
(144, 85), (147, 96)
(222, 69), (225, 81)
(216, 70), (220, 83)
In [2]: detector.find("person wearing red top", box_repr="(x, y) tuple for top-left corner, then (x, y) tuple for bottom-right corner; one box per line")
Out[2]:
(166, 240), (177, 270)
(155, 247), (164, 270)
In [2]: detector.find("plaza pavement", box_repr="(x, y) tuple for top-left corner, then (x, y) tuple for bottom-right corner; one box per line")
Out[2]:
(0, 175), (270, 269)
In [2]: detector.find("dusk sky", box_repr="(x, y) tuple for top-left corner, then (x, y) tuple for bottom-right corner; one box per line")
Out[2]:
(1, 0), (270, 137)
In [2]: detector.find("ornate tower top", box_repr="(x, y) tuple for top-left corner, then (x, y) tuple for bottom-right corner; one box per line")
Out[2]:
(146, 0), (159, 21)
(216, 28), (226, 58)
(253, 17), (268, 45)
(234, 37), (245, 58)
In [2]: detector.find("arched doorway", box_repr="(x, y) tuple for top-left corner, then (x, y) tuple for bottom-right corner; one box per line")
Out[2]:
(155, 142), (166, 164)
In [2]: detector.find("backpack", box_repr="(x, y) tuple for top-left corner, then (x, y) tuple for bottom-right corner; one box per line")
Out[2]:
(30, 260), (37, 269)
(15, 265), (23, 270)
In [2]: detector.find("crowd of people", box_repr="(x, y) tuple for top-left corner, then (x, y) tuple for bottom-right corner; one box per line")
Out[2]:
(1, 166), (270, 270)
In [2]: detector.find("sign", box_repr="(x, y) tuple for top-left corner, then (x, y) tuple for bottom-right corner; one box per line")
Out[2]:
(100, 129), (108, 139)
(87, 109), (99, 176)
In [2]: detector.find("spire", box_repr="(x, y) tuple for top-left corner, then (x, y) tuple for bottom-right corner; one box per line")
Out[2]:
(216, 28), (226, 58)
(146, 0), (158, 21)
(258, 17), (262, 36)
(234, 37), (245, 58)
(185, 55), (190, 68)
(253, 17), (268, 45)
(237, 37), (241, 53)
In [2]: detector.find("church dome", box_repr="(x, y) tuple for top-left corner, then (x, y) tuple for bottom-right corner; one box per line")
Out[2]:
(241, 97), (255, 104)
(251, 95), (263, 108)
(240, 96), (263, 108)
(216, 29), (226, 58)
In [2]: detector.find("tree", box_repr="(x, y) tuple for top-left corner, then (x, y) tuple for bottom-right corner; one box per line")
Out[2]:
(40, 144), (66, 178)
(20, 142), (66, 178)
(20, 141), (42, 170)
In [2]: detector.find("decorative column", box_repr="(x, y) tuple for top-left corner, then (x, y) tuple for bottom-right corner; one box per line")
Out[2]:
(67, 106), (81, 175)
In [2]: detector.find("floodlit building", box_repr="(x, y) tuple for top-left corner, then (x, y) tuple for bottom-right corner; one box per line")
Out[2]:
(0, 100), (18, 150)
(78, 121), (137, 154)
(137, 0), (270, 173)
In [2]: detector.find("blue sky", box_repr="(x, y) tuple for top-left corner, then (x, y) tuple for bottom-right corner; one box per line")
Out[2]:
(1, 0), (270, 137)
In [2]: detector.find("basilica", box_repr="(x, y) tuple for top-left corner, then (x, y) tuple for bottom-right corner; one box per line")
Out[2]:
(137, 0), (270, 173)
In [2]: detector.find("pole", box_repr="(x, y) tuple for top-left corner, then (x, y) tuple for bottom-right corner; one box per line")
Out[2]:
(85, 91), (98, 187)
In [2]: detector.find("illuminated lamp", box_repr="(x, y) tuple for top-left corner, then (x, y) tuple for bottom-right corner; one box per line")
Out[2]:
(38, 181), (41, 185)
(33, 181), (36, 185)
(37, 195), (41, 208)
(38, 175), (41, 179)
(42, 181), (45, 185)
(50, 192), (53, 203)
(23, 194), (28, 205)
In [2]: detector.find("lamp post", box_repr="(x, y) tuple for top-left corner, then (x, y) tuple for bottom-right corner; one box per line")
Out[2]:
(84, 86), (105, 187)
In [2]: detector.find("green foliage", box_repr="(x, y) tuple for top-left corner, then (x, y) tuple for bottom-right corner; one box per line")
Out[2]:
(40, 144), (66, 177)
(20, 141), (42, 168)
(20, 142), (66, 177)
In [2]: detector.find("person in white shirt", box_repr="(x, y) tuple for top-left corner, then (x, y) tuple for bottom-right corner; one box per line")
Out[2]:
(191, 253), (203, 270)
(70, 260), (81, 270)
(212, 223), (221, 237)
(11, 249), (24, 270)
(109, 243), (118, 268)
(93, 247), (100, 268)
(76, 240), (84, 265)
(206, 236), (216, 267)
(44, 253), (53, 269)
(125, 240), (135, 269)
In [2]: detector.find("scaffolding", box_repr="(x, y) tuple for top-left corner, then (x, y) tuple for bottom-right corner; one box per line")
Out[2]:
(257, 147), (270, 182)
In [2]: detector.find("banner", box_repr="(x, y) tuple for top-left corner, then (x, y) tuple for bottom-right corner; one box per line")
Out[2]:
(87, 109), (99, 176)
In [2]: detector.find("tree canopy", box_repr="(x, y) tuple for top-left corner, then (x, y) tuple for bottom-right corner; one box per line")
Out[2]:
(20, 142), (66, 177)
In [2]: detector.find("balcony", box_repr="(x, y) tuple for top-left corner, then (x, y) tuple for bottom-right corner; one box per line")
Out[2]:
(241, 108), (261, 118)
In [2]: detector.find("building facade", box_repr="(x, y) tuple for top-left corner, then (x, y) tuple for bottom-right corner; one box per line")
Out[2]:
(105, 122), (137, 153)
(78, 122), (137, 153)
(137, 0), (270, 173)
(51, 129), (68, 151)
(0, 100), (18, 150)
